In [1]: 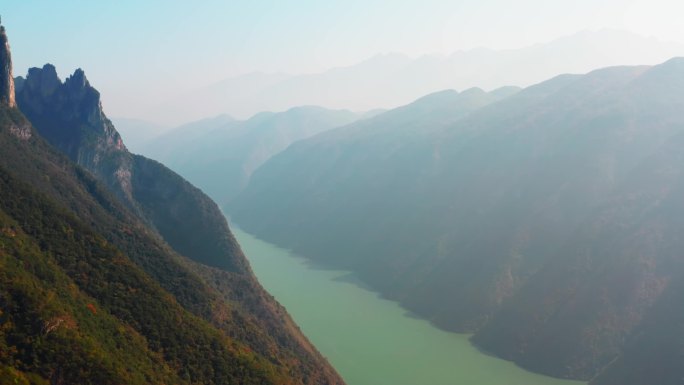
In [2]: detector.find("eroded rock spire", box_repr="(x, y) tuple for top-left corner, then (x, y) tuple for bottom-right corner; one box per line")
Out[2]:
(0, 17), (17, 107)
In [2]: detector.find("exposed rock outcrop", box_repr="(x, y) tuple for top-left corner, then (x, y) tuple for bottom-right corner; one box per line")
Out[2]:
(18, 66), (135, 216)
(0, 21), (15, 107)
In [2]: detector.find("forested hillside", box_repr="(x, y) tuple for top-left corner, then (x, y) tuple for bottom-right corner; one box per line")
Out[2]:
(0, 22), (344, 385)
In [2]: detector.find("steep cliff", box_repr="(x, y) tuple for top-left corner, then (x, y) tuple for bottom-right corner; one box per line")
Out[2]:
(2, 20), (344, 385)
(0, 22), (15, 107)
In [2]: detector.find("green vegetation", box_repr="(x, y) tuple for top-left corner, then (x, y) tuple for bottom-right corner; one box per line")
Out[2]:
(1, 72), (343, 384)
(0, 163), (283, 384)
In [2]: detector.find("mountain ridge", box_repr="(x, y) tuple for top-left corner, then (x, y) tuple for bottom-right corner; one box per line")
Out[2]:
(138, 29), (684, 124)
(140, 105), (363, 206)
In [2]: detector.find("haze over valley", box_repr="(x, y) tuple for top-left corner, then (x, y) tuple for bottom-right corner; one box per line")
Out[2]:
(3, 1), (684, 385)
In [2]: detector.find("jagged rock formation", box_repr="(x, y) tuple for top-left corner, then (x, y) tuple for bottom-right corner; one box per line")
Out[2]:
(16, 65), (133, 204)
(15, 65), (125, 163)
(0, 21), (15, 107)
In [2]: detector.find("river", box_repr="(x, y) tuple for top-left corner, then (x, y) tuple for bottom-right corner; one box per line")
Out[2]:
(232, 226), (585, 385)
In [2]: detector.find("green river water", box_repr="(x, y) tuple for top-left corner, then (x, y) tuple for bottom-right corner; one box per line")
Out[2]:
(232, 226), (585, 385)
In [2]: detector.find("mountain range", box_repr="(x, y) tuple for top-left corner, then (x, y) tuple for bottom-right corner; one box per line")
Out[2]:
(136, 29), (684, 124)
(230, 57), (684, 385)
(136, 107), (366, 206)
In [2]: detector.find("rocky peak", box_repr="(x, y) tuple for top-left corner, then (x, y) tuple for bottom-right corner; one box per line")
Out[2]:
(17, 65), (125, 154)
(17, 63), (131, 209)
(23, 64), (61, 98)
(66, 68), (108, 129)
(65, 68), (88, 90)
(0, 19), (16, 107)
(13, 75), (24, 93)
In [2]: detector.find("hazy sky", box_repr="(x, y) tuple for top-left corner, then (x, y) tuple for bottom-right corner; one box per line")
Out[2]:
(4, 0), (684, 121)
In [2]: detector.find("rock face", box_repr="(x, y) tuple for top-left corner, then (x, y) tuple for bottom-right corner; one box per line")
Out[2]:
(0, 22), (16, 107)
(16, 65), (125, 158)
(16, 65), (134, 205)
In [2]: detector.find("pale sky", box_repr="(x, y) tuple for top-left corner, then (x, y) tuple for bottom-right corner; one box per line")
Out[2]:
(3, 0), (684, 122)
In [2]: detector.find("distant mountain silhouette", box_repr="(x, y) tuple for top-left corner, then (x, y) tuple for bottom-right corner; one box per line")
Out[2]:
(142, 106), (363, 205)
(148, 30), (684, 124)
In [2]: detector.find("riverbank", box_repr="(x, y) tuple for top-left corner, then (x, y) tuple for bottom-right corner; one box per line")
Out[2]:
(232, 226), (584, 385)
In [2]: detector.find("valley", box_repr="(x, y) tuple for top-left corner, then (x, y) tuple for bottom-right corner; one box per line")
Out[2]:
(3, 4), (684, 384)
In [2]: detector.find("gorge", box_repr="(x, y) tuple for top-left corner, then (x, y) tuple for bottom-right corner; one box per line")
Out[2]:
(234, 226), (584, 385)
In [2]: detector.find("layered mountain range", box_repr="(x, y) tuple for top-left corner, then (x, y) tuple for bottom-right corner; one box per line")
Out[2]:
(0, 22), (343, 385)
(138, 30), (684, 124)
(231, 58), (684, 384)
(138, 107), (364, 205)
